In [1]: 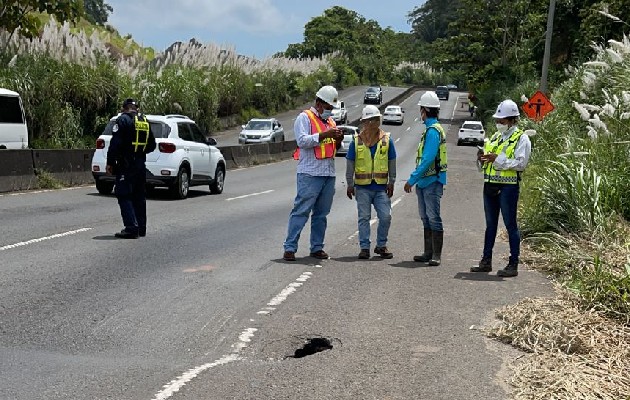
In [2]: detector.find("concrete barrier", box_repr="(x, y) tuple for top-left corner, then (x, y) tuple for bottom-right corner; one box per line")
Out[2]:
(0, 150), (37, 193)
(32, 149), (94, 186)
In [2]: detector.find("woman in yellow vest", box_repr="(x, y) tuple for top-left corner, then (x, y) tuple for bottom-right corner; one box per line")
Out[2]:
(471, 99), (531, 277)
(346, 105), (397, 259)
(404, 91), (448, 266)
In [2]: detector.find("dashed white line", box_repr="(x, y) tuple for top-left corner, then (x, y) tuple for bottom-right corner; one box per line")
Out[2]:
(395, 138), (401, 143)
(226, 190), (274, 201)
(0, 228), (92, 251)
(152, 271), (315, 400)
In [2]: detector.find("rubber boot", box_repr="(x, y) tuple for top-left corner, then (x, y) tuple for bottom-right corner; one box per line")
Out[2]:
(497, 262), (518, 277)
(413, 229), (433, 262)
(428, 230), (443, 266)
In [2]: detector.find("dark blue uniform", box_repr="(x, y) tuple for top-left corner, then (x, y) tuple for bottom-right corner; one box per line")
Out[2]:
(107, 111), (156, 238)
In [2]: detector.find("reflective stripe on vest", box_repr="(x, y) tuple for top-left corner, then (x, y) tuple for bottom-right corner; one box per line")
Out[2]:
(133, 115), (150, 152)
(483, 128), (523, 184)
(292, 110), (337, 160)
(354, 132), (390, 185)
(416, 122), (448, 177)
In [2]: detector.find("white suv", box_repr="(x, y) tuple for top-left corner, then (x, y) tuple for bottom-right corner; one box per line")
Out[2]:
(91, 114), (226, 199)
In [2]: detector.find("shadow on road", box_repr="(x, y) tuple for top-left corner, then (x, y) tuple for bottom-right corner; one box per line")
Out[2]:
(453, 272), (505, 282)
(92, 235), (119, 241)
(389, 261), (437, 269)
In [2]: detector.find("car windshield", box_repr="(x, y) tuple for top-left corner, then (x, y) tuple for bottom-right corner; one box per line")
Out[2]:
(367, 88), (378, 93)
(101, 120), (170, 138)
(386, 107), (400, 112)
(246, 120), (272, 130)
(462, 123), (482, 130)
(437, 86), (448, 91)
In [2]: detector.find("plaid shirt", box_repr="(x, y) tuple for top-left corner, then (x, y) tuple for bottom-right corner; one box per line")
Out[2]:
(294, 107), (336, 176)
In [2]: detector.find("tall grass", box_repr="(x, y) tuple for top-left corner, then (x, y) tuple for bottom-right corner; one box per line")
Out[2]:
(0, 20), (333, 148)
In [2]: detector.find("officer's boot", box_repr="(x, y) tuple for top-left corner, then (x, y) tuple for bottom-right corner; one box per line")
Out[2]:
(413, 229), (433, 262)
(428, 230), (443, 266)
(497, 260), (518, 277)
(471, 257), (492, 272)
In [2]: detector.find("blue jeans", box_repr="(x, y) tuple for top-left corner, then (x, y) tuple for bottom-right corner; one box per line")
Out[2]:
(355, 186), (392, 250)
(416, 181), (443, 231)
(284, 174), (336, 253)
(482, 183), (520, 264)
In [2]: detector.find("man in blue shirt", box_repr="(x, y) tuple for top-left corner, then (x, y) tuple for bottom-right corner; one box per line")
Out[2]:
(404, 91), (448, 266)
(346, 105), (397, 259)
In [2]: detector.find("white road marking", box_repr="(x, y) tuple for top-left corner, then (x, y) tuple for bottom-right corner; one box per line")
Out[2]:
(347, 195), (405, 240)
(406, 127), (411, 132)
(0, 186), (88, 198)
(0, 228), (92, 251)
(226, 190), (274, 201)
(152, 271), (315, 400)
(395, 138), (401, 143)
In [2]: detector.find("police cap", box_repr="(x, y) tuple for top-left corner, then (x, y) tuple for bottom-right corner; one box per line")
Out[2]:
(122, 98), (138, 108)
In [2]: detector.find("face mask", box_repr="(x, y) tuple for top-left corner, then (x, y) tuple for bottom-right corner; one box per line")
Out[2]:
(496, 123), (509, 133)
(321, 109), (332, 119)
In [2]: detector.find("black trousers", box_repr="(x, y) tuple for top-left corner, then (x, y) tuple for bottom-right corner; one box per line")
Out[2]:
(114, 162), (147, 233)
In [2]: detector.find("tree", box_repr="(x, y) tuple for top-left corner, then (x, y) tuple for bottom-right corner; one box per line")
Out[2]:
(83, 0), (112, 25)
(0, 1), (84, 38)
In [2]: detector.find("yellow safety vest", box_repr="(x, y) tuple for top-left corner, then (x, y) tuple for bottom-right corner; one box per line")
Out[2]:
(483, 128), (524, 184)
(416, 122), (448, 177)
(354, 132), (390, 185)
(133, 114), (150, 153)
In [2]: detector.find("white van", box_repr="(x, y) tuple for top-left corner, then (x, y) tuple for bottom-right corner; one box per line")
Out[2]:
(0, 88), (28, 149)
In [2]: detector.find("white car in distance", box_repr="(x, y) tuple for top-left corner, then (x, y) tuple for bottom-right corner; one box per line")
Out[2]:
(239, 118), (284, 144)
(335, 125), (359, 157)
(457, 120), (485, 146)
(382, 105), (404, 125)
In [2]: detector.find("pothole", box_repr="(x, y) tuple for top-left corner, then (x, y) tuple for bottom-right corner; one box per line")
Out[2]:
(287, 337), (334, 359)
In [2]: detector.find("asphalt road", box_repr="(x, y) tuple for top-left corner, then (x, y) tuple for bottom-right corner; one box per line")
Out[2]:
(0, 90), (553, 400)
(212, 85), (409, 146)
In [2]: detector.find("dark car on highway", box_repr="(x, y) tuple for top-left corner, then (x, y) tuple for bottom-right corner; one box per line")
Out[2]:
(435, 86), (449, 101)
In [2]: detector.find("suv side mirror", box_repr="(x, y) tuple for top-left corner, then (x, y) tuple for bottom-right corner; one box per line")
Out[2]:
(207, 137), (217, 146)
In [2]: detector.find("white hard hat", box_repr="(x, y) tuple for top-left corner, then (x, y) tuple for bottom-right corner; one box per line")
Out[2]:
(361, 104), (381, 121)
(418, 91), (441, 109)
(493, 99), (520, 118)
(315, 85), (338, 106)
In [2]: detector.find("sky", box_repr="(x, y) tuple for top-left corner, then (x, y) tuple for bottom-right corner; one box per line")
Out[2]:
(107, 0), (423, 59)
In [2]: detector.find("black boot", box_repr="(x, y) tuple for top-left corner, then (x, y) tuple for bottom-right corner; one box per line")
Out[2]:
(471, 257), (492, 272)
(428, 230), (443, 266)
(413, 229), (433, 262)
(497, 262), (518, 277)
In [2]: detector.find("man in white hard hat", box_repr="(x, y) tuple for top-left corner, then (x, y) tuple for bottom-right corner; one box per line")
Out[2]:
(472, 99), (531, 277)
(346, 105), (397, 259)
(404, 91), (448, 266)
(283, 85), (344, 261)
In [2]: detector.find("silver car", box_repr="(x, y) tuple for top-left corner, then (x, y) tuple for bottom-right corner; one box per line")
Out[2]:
(239, 118), (285, 144)
(335, 125), (359, 156)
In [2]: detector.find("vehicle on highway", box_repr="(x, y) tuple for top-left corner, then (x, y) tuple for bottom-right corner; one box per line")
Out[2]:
(363, 86), (383, 104)
(335, 125), (359, 156)
(457, 120), (485, 146)
(435, 86), (450, 101)
(0, 88), (28, 149)
(382, 105), (404, 125)
(331, 100), (347, 124)
(239, 118), (284, 144)
(91, 114), (226, 199)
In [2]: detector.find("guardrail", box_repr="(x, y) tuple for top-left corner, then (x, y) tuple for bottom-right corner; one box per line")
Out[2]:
(0, 86), (423, 193)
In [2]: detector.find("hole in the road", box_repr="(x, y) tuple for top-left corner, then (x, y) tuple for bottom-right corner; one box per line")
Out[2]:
(289, 337), (333, 358)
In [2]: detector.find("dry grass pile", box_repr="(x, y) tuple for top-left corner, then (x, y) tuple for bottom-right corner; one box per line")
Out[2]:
(487, 294), (630, 399)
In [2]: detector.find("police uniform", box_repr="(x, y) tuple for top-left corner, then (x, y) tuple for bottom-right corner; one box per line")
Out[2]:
(107, 99), (156, 238)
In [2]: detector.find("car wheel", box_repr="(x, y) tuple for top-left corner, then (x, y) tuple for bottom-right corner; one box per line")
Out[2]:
(457, 139), (462, 146)
(210, 165), (225, 194)
(170, 166), (189, 199)
(95, 180), (114, 195)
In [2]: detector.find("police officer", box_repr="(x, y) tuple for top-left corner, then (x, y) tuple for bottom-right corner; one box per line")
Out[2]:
(106, 98), (156, 239)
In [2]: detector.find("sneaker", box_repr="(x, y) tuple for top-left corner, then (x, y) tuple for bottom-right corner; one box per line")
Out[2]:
(374, 246), (393, 259)
(470, 257), (492, 272)
(115, 229), (139, 239)
(309, 250), (329, 259)
(358, 249), (370, 259)
(283, 251), (296, 261)
(497, 263), (518, 277)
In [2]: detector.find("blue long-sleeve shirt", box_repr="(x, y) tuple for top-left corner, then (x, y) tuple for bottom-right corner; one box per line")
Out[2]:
(407, 117), (447, 188)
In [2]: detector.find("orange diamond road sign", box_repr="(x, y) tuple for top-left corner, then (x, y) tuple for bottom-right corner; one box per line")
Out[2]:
(523, 90), (555, 121)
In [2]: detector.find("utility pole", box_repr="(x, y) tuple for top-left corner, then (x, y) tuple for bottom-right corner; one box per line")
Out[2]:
(540, 0), (556, 94)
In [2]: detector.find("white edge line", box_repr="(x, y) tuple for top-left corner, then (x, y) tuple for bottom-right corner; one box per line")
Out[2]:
(226, 189), (274, 201)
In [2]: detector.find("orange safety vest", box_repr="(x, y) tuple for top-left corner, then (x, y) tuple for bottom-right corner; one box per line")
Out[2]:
(293, 109), (337, 160)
